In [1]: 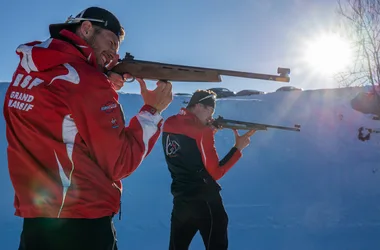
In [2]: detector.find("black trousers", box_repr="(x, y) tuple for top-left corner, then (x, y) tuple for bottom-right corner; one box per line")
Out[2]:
(18, 216), (118, 250)
(169, 195), (228, 250)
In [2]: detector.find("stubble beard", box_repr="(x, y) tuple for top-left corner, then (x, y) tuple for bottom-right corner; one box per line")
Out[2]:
(83, 29), (104, 71)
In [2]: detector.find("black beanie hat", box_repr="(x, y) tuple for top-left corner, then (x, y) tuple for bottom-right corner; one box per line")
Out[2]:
(49, 7), (124, 40)
(187, 90), (216, 109)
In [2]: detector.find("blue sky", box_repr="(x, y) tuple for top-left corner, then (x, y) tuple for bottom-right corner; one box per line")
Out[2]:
(0, 0), (342, 94)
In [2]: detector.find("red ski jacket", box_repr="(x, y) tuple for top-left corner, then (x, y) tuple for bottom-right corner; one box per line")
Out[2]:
(3, 30), (162, 219)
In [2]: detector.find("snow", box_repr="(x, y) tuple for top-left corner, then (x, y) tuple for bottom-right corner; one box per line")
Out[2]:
(0, 83), (379, 250)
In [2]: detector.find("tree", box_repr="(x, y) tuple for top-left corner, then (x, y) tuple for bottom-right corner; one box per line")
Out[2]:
(336, 0), (380, 93)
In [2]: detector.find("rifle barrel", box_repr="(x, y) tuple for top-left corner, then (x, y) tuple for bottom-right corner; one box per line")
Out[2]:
(216, 69), (290, 83)
(217, 119), (301, 132)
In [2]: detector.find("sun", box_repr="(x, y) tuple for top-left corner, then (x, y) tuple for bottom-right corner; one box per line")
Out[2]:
(303, 33), (352, 75)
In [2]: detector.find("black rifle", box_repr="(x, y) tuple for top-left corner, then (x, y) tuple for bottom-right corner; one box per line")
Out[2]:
(212, 116), (301, 132)
(111, 52), (290, 83)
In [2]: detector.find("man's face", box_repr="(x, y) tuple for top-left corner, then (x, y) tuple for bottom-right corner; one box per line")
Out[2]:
(81, 22), (120, 70)
(197, 104), (215, 125)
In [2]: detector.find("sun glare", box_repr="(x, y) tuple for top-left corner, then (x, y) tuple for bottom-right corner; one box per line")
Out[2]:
(303, 34), (352, 75)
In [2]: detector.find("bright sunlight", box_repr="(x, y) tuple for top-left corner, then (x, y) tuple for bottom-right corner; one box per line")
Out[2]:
(303, 33), (352, 75)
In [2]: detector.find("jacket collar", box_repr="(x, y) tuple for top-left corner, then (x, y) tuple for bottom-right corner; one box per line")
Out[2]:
(57, 29), (98, 69)
(179, 108), (204, 125)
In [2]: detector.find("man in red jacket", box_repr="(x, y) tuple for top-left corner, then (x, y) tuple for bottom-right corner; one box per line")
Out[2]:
(3, 6), (172, 250)
(162, 90), (255, 250)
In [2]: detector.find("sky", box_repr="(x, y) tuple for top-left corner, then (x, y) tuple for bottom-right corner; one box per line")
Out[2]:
(0, 0), (347, 94)
(1, 83), (379, 249)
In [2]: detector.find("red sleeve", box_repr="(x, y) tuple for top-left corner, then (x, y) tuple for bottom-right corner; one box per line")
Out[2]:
(67, 83), (162, 181)
(196, 127), (242, 180)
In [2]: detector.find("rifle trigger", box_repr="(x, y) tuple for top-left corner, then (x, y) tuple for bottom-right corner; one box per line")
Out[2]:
(125, 77), (135, 83)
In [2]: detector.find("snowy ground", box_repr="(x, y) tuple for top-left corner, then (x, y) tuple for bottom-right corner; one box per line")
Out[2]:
(0, 83), (379, 250)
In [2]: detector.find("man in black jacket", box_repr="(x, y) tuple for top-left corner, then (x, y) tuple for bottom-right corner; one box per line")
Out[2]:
(162, 90), (255, 250)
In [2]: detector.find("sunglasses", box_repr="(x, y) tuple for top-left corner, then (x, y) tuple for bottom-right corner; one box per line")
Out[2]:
(198, 94), (216, 102)
(65, 16), (107, 25)
(65, 16), (124, 37)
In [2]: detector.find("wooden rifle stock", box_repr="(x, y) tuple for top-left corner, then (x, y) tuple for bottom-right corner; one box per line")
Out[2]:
(110, 53), (290, 83)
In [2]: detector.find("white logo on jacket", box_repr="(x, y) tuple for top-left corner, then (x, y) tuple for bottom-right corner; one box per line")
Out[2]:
(48, 63), (80, 85)
(166, 135), (181, 157)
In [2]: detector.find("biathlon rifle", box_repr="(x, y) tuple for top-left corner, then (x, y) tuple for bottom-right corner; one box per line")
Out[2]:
(211, 116), (301, 132)
(110, 52), (290, 83)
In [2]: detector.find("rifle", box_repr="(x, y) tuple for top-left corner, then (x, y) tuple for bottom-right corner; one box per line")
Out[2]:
(212, 116), (301, 132)
(110, 52), (290, 83)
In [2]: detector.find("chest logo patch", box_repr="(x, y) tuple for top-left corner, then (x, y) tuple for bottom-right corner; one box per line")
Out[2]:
(166, 135), (181, 157)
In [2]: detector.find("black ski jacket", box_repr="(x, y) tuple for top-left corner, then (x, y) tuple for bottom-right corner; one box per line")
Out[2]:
(162, 108), (242, 200)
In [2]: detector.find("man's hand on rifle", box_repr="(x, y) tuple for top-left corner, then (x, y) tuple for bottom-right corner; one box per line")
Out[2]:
(107, 72), (132, 90)
(136, 78), (173, 114)
(233, 129), (256, 151)
(106, 54), (132, 90)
